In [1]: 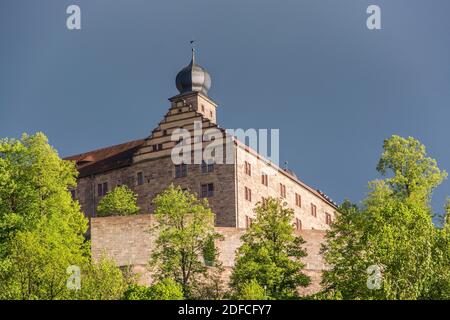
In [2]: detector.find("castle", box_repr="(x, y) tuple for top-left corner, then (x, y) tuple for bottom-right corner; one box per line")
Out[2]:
(65, 50), (337, 293)
(65, 49), (337, 231)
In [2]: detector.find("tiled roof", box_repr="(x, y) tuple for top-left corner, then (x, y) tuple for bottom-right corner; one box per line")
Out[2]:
(64, 139), (145, 178)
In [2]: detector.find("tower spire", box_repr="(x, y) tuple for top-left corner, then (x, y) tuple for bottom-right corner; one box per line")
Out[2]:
(190, 40), (196, 64)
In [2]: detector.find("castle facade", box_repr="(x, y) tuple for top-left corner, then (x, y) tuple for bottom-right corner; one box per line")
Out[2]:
(65, 50), (337, 231)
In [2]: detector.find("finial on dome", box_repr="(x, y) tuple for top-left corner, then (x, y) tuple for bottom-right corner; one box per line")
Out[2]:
(190, 40), (196, 64)
(175, 42), (211, 96)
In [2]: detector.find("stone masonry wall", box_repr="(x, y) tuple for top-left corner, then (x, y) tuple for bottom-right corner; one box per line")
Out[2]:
(235, 145), (337, 230)
(91, 214), (327, 295)
(76, 156), (237, 227)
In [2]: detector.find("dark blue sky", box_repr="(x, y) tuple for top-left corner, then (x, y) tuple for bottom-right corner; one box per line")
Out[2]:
(1, 0), (450, 216)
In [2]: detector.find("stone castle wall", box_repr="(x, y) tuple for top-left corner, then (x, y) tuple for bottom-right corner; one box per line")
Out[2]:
(235, 144), (337, 229)
(76, 158), (237, 227)
(91, 214), (327, 295)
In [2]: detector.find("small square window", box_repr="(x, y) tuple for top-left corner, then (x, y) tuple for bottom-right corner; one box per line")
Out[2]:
(295, 193), (302, 207)
(201, 183), (214, 198)
(245, 161), (251, 176)
(280, 183), (286, 198)
(98, 182), (108, 197)
(137, 172), (144, 186)
(175, 164), (188, 178)
(311, 204), (317, 217)
(325, 213), (332, 225)
(261, 173), (268, 186)
(295, 218), (302, 231)
(245, 187), (252, 202)
(201, 161), (215, 173)
(246, 216), (253, 229)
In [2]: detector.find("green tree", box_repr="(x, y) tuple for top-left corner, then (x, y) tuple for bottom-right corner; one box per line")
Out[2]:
(236, 279), (268, 300)
(149, 184), (222, 298)
(321, 135), (448, 299)
(0, 133), (89, 299)
(0, 133), (129, 300)
(122, 278), (184, 300)
(230, 197), (310, 299)
(77, 256), (129, 300)
(97, 185), (139, 217)
(427, 199), (450, 299)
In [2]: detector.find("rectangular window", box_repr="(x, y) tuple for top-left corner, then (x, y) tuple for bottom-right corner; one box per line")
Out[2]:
(325, 213), (332, 225)
(261, 173), (268, 186)
(295, 218), (302, 231)
(175, 164), (188, 178)
(245, 187), (252, 202)
(137, 172), (144, 186)
(295, 193), (302, 207)
(201, 161), (214, 173)
(153, 144), (163, 151)
(280, 183), (286, 198)
(245, 161), (251, 176)
(201, 183), (214, 198)
(311, 203), (317, 217)
(98, 182), (108, 197)
(246, 216), (253, 229)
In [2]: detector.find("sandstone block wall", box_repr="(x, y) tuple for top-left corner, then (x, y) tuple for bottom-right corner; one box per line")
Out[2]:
(91, 214), (327, 295)
(76, 156), (237, 227)
(235, 145), (336, 230)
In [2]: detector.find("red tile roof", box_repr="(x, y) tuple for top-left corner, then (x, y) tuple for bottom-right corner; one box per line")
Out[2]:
(64, 139), (145, 178)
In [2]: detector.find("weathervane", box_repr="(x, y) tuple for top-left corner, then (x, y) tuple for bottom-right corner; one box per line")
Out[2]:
(190, 40), (196, 62)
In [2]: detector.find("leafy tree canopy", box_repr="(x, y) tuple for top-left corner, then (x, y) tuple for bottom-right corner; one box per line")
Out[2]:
(230, 197), (310, 299)
(321, 135), (449, 300)
(97, 185), (140, 217)
(149, 184), (222, 298)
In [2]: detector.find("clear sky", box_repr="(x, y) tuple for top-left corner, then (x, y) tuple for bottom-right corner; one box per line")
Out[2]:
(1, 0), (450, 218)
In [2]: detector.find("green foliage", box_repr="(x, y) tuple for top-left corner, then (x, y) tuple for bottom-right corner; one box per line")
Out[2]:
(230, 197), (310, 300)
(0, 133), (129, 300)
(427, 199), (450, 299)
(149, 184), (222, 298)
(236, 280), (268, 300)
(122, 279), (184, 300)
(97, 185), (139, 217)
(147, 278), (184, 300)
(376, 135), (447, 203)
(122, 284), (152, 300)
(321, 135), (450, 300)
(0, 133), (89, 299)
(202, 235), (217, 266)
(77, 256), (129, 300)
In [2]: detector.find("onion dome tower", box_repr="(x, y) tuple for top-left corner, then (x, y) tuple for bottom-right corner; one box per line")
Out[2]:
(170, 45), (218, 124)
(175, 48), (212, 96)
